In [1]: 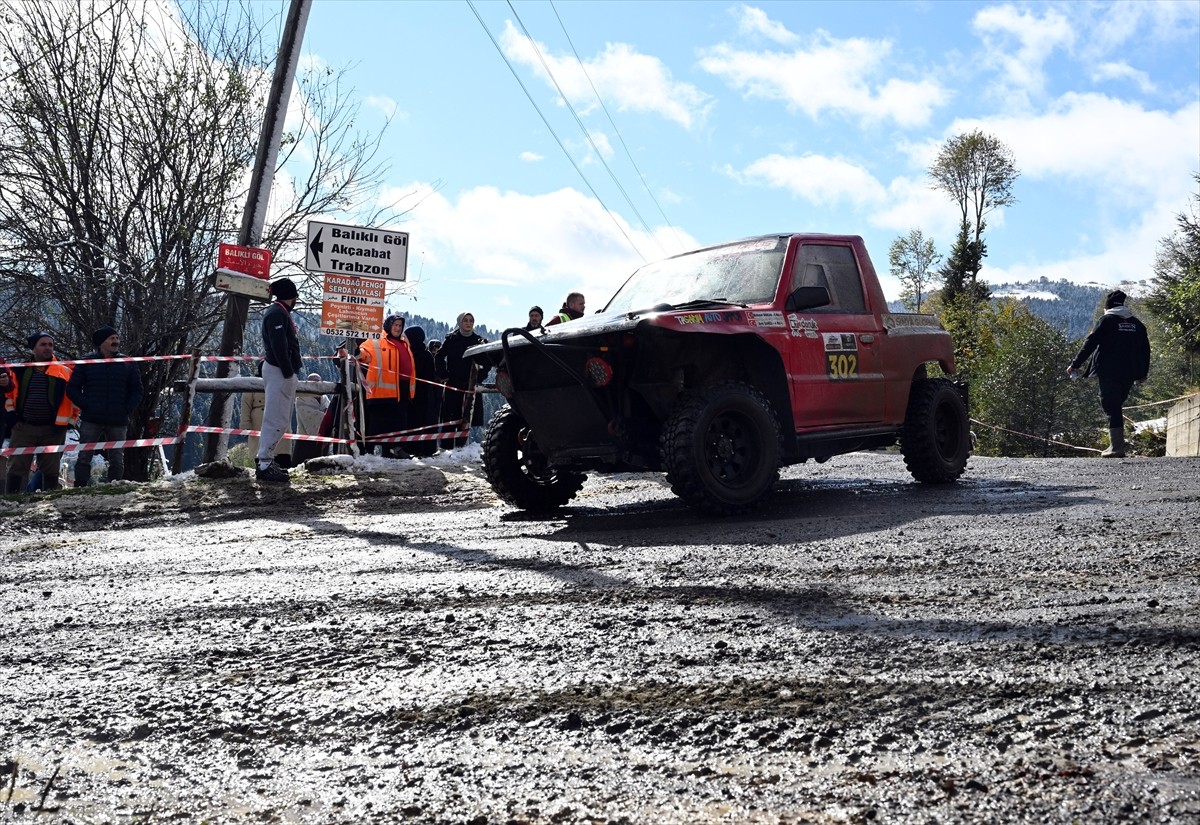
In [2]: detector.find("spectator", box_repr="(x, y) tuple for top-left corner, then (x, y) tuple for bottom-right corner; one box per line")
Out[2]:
(2, 332), (78, 493)
(1067, 289), (1151, 458)
(66, 325), (143, 486)
(547, 292), (585, 325)
(403, 326), (439, 457)
(435, 311), (486, 449)
(525, 306), (544, 331)
(358, 314), (416, 459)
(292, 372), (329, 464)
(255, 278), (303, 483)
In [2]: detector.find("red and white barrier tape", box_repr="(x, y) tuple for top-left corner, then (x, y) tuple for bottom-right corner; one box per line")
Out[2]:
(1, 437), (181, 457)
(183, 425), (352, 445)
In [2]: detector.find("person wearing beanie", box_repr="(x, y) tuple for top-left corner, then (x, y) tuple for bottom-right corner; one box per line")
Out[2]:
(547, 292), (585, 326)
(66, 325), (143, 487)
(2, 332), (79, 493)
(434, 311), (486, 449)
(256, 278), (304, 482)
(1067, 289), (1151, 458)
(357, 314), (416, 459)
(525, 306), (544, 331)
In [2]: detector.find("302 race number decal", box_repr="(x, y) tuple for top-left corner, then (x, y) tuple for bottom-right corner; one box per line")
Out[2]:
(826, 352), (858, 379)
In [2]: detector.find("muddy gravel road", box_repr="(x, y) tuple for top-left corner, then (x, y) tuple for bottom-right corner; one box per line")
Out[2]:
(1, 451), (1198, 824)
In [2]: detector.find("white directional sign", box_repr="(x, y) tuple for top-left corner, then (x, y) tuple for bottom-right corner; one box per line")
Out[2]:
(305, 219), (409, 282)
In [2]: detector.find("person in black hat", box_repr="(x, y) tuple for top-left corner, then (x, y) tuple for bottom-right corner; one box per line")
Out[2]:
(256, 278), (304, 482)
(66, 325), (143, 486)
(2, 332), (77, 493)
(524, 306), (544, 331)
(1067, 289), (1151, 458)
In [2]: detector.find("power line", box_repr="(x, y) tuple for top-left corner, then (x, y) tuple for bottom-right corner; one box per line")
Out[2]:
(506, 0), (664, 257)
(548, 0), (687, 253)
(464, 0), (647, 263)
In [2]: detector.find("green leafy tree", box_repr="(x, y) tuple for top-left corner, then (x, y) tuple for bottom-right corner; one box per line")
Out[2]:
(929, 130), (1019, 304)
(973, 301), (1098, 457)
(1146, 175), (1200, 378)
(888, 229), (941, 312)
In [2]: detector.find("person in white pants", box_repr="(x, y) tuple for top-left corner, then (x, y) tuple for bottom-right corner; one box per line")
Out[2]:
(256, 278), (303, 483)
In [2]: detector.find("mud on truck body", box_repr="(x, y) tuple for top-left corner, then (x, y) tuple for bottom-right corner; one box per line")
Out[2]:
(466, 233), (971, 515)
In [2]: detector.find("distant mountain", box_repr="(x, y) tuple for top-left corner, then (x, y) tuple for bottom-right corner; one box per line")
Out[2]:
(889, 277), (1154, 341)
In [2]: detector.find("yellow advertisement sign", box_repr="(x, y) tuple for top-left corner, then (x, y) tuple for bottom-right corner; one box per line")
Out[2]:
(320, 274), (387, 340)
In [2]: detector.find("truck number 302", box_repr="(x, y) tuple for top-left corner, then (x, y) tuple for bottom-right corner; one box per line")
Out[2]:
(826, 353), (858, 379)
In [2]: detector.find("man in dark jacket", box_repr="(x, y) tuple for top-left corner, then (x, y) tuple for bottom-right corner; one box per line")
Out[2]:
(1067, 290), (1151, 458)
(66, 325), (143, 486)
(257, 278), (303, 482)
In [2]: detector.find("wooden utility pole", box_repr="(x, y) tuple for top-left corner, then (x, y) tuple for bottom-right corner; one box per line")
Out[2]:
(202, 0), (312, 463)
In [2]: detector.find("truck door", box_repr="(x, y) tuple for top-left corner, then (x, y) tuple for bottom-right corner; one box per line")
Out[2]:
(785, 243), (885, 427)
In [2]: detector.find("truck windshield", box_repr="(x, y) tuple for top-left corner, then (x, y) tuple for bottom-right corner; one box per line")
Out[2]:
(602, 236), (787, 314)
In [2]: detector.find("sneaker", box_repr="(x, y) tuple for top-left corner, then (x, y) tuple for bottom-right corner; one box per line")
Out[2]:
(255, 462), (290, 483)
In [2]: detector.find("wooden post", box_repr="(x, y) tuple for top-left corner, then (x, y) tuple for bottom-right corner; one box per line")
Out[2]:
(171, 353), (201, 474)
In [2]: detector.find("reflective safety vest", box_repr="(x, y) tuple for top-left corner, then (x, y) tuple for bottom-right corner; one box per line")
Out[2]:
(4, 359), (78, 427)
(358, 336), (416, 402)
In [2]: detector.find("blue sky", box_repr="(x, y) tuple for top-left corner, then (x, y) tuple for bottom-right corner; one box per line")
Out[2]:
(289, 0), (1199, 329)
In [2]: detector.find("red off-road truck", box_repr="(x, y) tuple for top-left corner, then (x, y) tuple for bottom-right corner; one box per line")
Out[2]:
(465, 234), (971, 515)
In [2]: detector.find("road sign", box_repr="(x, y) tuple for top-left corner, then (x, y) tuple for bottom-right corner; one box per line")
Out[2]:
(218, 243), (272, 279)
(320, 274), (387, 340)
(306, 220), (409, 282)
(214, 267), (271, 301)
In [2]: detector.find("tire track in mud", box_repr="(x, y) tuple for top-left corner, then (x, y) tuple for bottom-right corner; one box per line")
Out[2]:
(1, 455), (1198, 823)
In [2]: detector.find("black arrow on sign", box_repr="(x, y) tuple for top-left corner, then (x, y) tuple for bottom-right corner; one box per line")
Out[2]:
(309, 228), (324, 267)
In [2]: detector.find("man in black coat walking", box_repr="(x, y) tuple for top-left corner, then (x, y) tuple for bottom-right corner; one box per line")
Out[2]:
(1067, 290), (1151, 458)
(66, 325), (143, 486)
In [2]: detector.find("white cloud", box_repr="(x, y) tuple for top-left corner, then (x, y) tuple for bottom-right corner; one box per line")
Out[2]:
(500, 21), (713, 130)
(380, 182), (699, 311)
(726, 153), (888, 207)
(1086, 0), (1200, 56)
(1090, 61), (1156, 94)
(519, 151), (543, 162)
(868, 176), (960, 240)
(363, 95), (400, 120)
(937, 94), (1198, 291)
(945, 94), (1198, 203)
(732, 4), (798, 45)
(971, 4), (1075, 108)
(569, 130), (614, 166)
(698, 33), (948, 127)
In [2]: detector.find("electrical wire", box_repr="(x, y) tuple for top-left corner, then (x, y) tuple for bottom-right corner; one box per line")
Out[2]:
(506, 0), (664, 257)
(548, 0), (687, 253)
(464, 0), (647, 262)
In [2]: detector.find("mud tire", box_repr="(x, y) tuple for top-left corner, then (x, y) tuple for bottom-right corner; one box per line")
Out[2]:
(900, 378), (971, 483)
(661, 382), (782, 515)
(483, 405), (586, 512)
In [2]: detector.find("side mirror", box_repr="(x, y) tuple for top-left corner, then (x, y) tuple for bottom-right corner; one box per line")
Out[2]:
(786, 285), (831, 311)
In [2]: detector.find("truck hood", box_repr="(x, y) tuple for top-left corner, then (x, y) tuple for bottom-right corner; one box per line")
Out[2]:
(465, 301), (767, 360)
(466, 309), (648, 360)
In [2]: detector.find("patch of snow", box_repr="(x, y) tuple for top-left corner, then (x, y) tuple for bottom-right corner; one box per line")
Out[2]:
(993, 288), (1060, 301)
(1133, 417), (1166, 433)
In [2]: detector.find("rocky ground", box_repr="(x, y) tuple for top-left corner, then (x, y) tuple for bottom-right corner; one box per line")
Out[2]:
(1, 451), (1198, 824)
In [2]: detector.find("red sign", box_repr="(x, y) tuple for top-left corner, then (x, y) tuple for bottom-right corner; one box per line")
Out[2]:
(218, 243), (272, 279)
